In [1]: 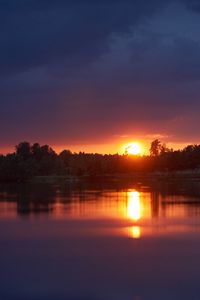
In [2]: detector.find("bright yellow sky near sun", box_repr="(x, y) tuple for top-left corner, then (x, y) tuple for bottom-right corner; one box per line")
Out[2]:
(124, 142), (142, 155)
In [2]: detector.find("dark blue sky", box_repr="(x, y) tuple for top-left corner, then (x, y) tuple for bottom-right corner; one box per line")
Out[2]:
(1, 0), (200, 153)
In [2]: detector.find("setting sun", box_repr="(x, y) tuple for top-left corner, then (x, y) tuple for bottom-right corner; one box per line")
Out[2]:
(125, 142), (142, 155)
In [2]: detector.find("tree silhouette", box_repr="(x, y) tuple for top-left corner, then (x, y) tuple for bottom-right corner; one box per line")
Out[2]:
(16, 142), (31, 160)
(149, 140), (171, 156)
(0, 140), (200, 183)
(149, 139), (162, 156)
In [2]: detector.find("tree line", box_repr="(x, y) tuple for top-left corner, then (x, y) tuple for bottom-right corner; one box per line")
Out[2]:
(0, 140), (200, 182)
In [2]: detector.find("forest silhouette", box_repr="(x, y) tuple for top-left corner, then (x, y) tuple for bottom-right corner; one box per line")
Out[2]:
(0, 140), (200, 182)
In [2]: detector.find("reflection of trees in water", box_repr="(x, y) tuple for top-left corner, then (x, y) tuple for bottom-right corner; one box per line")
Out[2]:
(16, 184), (56, 216)
(149, 180), (200, 198)
(151, 192), (160, 218)
(0, 184), (56, 216)
(1, 179), (200, 217)
(0, 182), (107, 217)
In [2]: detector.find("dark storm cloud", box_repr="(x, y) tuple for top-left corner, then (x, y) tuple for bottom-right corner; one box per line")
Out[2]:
(0, 0), (165, 77)
(183, 0), (200, 12)
(1, 0), (200, 149)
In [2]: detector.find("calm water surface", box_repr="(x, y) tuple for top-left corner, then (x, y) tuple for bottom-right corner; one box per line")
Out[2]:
(0, 179), (200, 300)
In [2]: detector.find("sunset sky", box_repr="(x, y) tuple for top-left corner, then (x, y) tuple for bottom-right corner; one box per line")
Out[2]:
(1, 0), (200, 154)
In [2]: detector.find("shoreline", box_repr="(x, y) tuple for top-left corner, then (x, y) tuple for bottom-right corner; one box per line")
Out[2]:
(30, 171), (200, 184)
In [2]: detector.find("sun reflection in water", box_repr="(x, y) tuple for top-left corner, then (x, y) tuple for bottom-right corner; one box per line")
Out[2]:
(127, 191), (142, 221)
(130, 226), (141, 239)
(127, 191), (142, 238)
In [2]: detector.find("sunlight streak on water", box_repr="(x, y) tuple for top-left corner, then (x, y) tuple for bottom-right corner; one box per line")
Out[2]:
(127, 191), (142, 238)
(127, 191), (142, 221)
(129, 226), (141, 239)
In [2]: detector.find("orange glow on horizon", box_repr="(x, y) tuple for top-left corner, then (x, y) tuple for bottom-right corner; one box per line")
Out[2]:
(54, 140), (192, 156)
(0, 138), (194, 156)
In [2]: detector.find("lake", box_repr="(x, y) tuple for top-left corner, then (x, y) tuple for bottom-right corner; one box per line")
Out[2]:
(0, 178), (200, 300)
